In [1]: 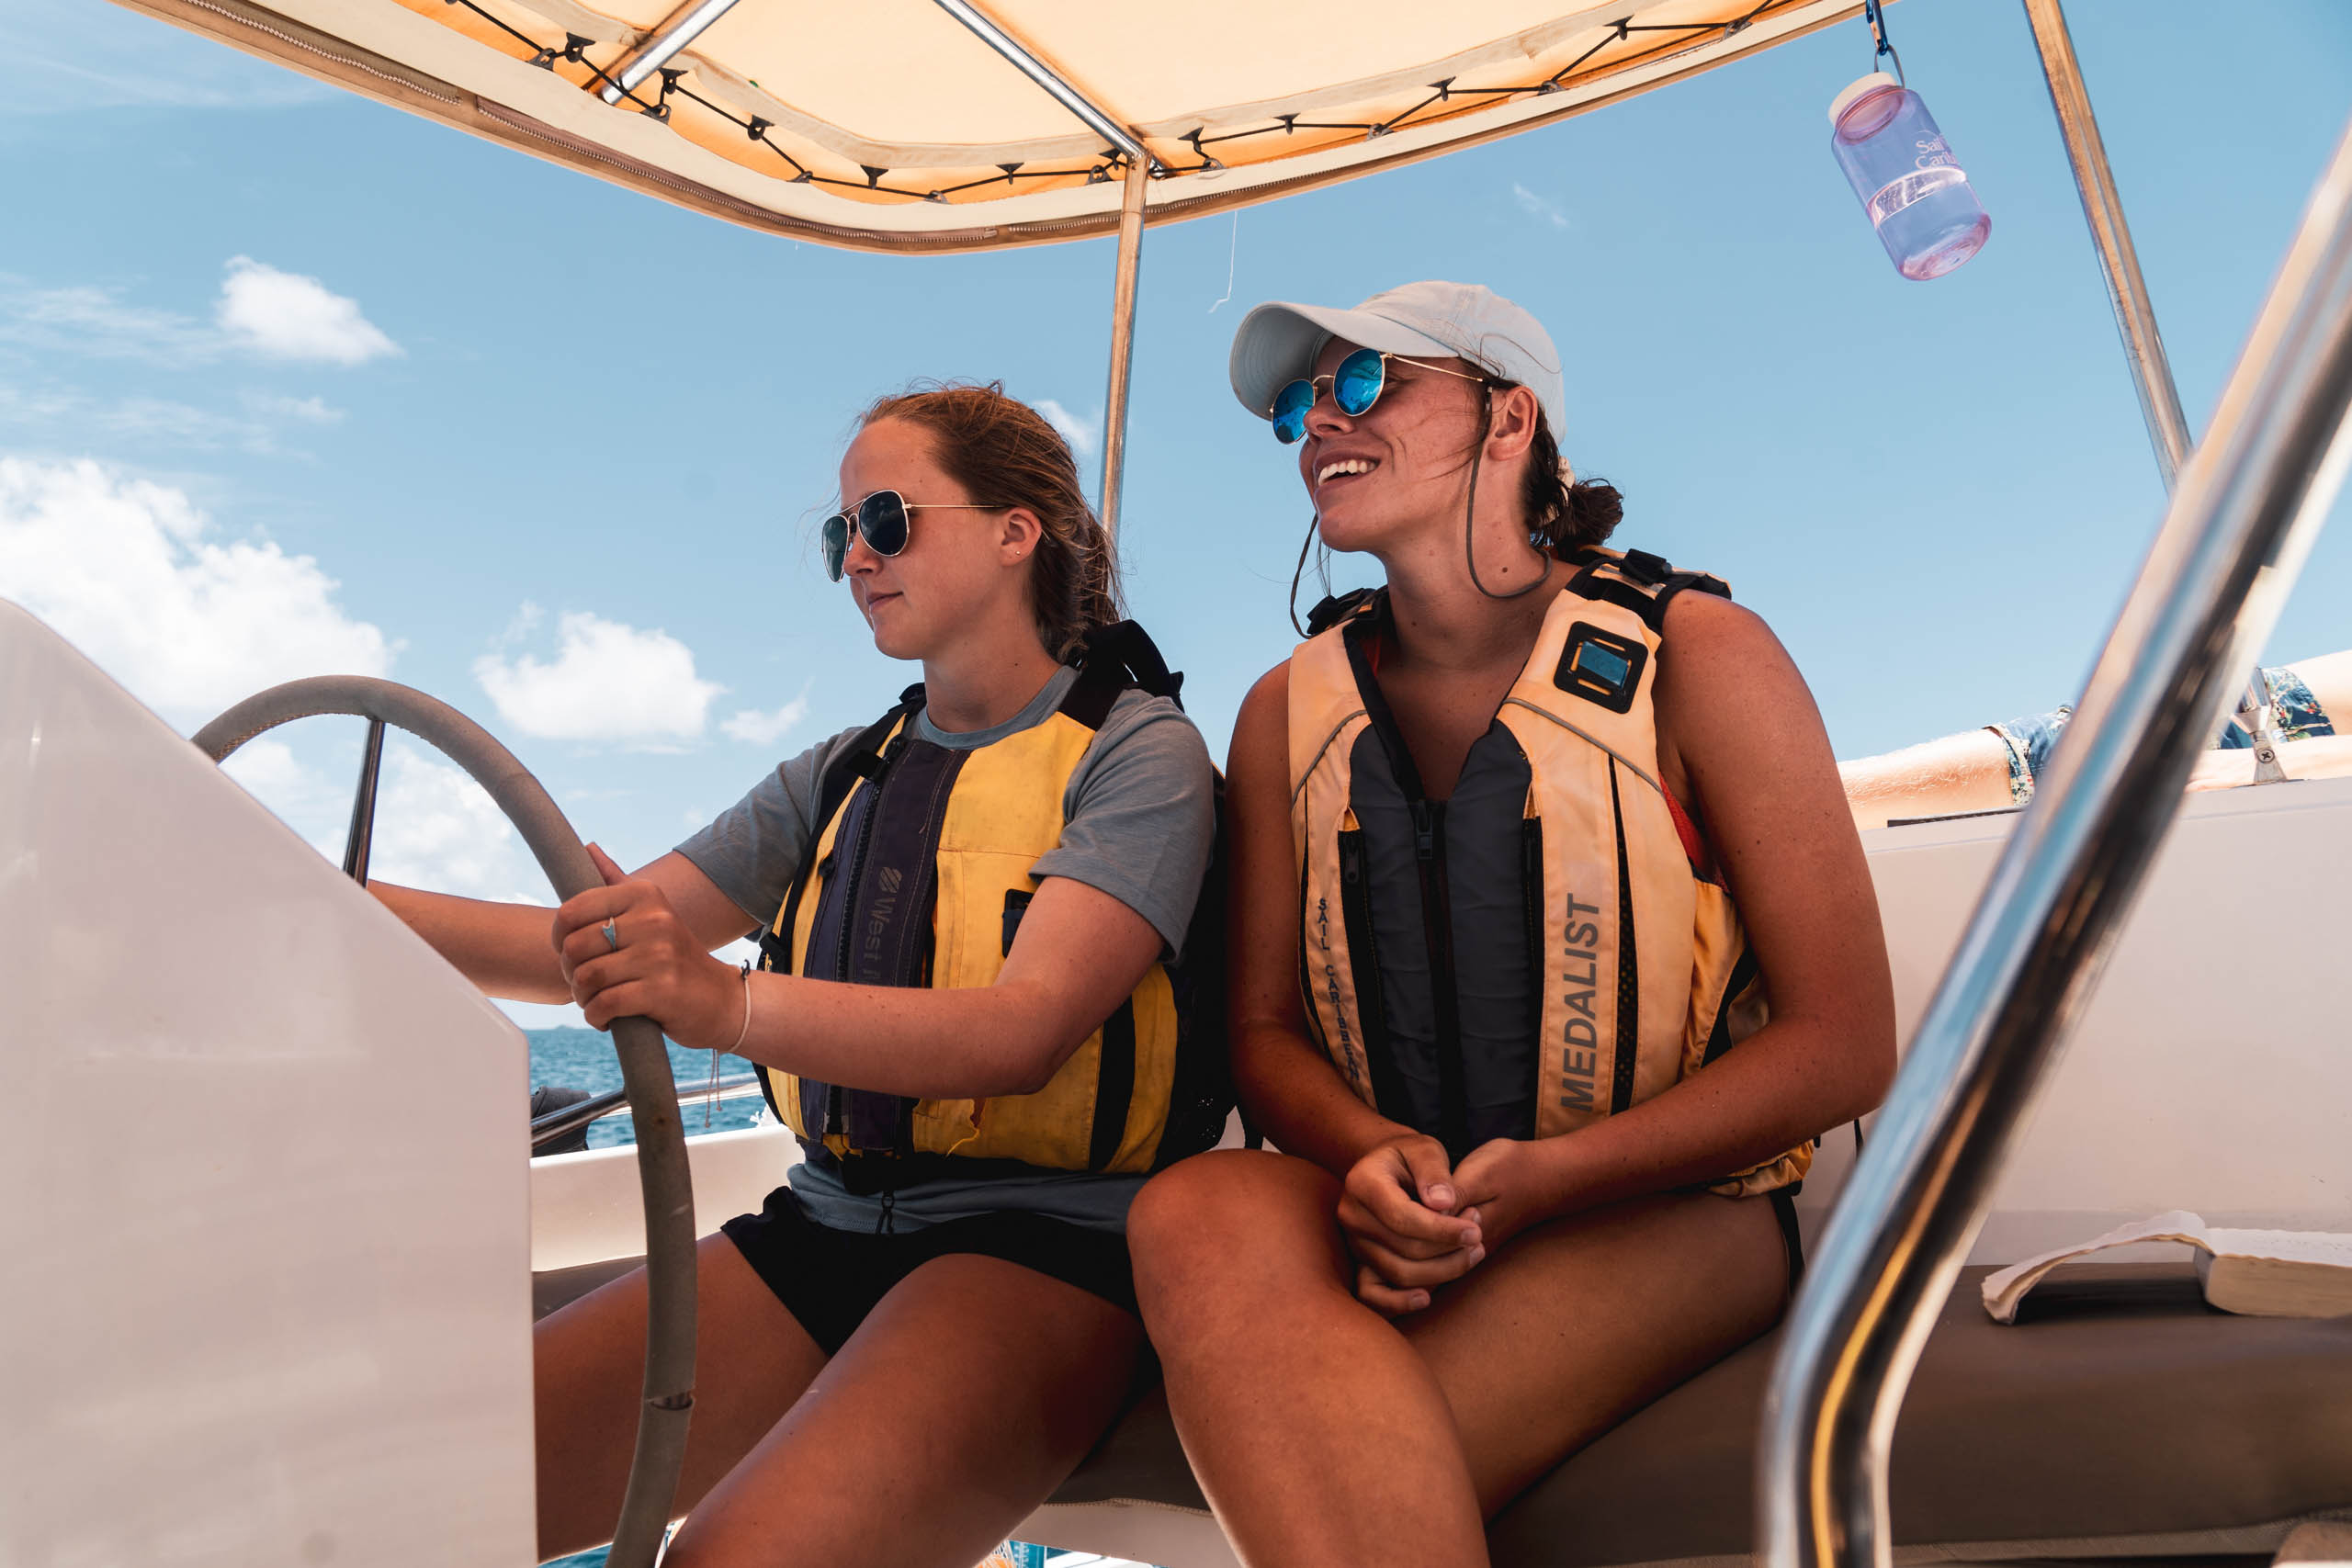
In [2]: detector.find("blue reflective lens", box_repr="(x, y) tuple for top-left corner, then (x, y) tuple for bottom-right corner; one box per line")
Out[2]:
(1271, 378), (1315, 445)
(1333, 348), (1386, 416)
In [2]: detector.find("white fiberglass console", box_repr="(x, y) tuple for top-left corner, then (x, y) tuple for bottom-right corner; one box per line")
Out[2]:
(0, 600), (535, 1567)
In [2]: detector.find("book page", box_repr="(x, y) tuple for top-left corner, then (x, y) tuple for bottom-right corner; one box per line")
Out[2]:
(2202, 1227), (2352, 1268)
(1979, 1211), (2212, 1324)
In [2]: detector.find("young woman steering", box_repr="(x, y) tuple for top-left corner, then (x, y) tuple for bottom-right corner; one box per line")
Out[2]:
(372, 384), (1216, 1566)
(1125, 283), (1896, 1568)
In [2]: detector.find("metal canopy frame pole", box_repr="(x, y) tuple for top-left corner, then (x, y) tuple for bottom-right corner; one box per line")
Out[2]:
(1100, 157), (1148, 536)
(930, 0), (1148, 165)
(1758, 110), (2352, 1568)
(2021, 0), (2192, 483)
(599, 0), (743, 105)
(930, 0), (1154, 536)
(2021, 1), (2291, 779)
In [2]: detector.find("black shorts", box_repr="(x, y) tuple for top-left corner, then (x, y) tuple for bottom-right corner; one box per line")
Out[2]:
(720, 1185), (1140, 1356)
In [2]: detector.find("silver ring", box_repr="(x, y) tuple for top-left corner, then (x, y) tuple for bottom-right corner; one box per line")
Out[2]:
(601, 919), (619, 952)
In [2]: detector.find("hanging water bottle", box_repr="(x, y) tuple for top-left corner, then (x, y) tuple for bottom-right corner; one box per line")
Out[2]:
(1828, 4), (1989, 281)
(1830, 73), (1991, 279)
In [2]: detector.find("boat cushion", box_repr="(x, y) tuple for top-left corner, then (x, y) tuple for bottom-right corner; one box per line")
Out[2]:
(1050, 1264), (2352, 1567)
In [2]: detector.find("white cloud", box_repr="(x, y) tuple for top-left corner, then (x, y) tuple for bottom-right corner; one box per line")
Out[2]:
(368, 742), (553, 904)
(0, 382), (303, 453)
(222, 734), (554, 902)
(1511, 183), (1570, 231)
(0, 279), (217, 363)
(721, 681), (811, 746)
(217, 256), (401, 366)
(219, 735), (346, 837)
(474, 606), (722, 747)
(0, 260), (394, 377)
(1036, 398), (1102, 461)
(0, 457), (394, 719)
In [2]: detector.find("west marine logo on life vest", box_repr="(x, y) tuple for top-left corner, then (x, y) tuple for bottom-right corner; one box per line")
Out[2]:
(1285, 547), (1808, 1198)
(857, 865), (905, 983)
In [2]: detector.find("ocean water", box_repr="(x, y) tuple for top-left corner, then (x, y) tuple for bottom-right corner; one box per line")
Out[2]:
(528, 1026), (764, 1145)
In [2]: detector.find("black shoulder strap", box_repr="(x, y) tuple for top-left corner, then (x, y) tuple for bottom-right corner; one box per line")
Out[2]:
(1566, 548), (1729, 634)
(1063, 619), (1185, 731)
(1305, 586), (1382, 637)
(758, 694), (920, 975)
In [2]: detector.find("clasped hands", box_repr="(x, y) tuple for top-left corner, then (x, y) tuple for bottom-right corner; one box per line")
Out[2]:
(1339, 1132), (1555, 1317)
(551, 845), (741, 1050)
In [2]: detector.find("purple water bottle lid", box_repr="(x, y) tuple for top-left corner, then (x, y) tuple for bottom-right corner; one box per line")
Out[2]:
(1829, 71), (1904, 137)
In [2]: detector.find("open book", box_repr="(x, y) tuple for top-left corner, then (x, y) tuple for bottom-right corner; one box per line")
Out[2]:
(1982, 1210), (2352, 1323)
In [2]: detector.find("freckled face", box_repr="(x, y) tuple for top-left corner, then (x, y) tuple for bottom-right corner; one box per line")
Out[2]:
(1293, 339), (1493, 556)
(833, 418), (1009, 661)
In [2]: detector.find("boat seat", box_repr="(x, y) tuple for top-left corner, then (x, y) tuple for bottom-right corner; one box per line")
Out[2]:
(1049, 1264), (2352, 1568)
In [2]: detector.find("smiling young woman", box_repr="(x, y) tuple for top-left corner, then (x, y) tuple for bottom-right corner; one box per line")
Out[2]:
(1124, 283), (1897, 1567)
(368, 382), (1222, 1567)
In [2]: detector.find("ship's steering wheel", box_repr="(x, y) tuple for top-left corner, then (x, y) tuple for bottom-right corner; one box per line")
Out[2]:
(195, 676), (692, 1568)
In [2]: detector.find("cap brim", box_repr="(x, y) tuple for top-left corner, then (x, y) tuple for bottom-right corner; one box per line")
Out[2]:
(1228, 300), (1457, 422)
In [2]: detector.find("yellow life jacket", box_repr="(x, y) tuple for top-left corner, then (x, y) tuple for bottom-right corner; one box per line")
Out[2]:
(1287, 547), (1807, 1197)
(755, 623), (1229, 1189)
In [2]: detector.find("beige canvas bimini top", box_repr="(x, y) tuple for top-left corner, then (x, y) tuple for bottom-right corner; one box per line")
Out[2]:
(105, 0), (1864, 251)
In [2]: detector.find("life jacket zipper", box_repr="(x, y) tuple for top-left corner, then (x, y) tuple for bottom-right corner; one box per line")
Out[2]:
(1411, 795), (1469, 1157)
(1607, 761), (1639, 1115)
(1336, 818), (1398, 1111)
(825, 765), (891, 1139)
(1520, 806), (1546, 1139)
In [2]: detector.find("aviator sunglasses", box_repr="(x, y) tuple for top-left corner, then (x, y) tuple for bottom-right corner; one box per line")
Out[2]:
(820, 490), (1008, 582)
(1269, 347), (1494, 445)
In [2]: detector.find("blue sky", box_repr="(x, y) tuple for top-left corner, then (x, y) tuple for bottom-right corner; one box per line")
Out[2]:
(5, 0), (2348, 1024)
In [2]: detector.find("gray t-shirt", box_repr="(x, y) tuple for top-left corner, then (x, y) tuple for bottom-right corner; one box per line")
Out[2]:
(675, 664), (1216, 1234)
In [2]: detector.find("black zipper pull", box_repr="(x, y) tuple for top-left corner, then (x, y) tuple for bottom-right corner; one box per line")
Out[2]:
(1409, 798), (1435, 860)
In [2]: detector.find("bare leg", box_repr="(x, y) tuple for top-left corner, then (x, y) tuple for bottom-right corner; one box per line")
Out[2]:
(1130, 1151), (1790, 1568)
(662, 1252), (1145, 1568)
(1404, 1189), (1787, 1515)
(533, 1234), (828, 1562)
(1130, 1150), (1488, 1568)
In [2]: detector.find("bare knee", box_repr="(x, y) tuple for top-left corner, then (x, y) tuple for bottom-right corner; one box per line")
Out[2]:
(1130, 1149), (1318, 1258)
(1129, 1150), (1339, 1335)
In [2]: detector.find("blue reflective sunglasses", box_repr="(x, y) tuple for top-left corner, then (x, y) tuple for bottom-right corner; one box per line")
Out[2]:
(1268, 347), (1493, 445)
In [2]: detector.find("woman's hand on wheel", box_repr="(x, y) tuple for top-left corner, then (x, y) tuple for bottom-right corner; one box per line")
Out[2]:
(554, 843), (741, 1049)
(1337, 1133), (1487, 1317)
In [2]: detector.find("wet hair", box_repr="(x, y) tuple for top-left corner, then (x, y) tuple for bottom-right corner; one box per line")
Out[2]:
(857, 381), (1123, 663)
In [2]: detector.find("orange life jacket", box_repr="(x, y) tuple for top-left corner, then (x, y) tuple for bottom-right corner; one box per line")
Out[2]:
(1286, 547), (1807, 1196)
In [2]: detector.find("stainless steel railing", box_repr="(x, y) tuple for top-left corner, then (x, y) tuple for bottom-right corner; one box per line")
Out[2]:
(1758, 107), (2352, 1568)
(533, 1073), (765, 1152)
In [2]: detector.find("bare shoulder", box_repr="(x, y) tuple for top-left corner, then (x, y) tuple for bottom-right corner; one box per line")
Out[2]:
(1229, 660), (1293, 775)
(1656, 589), (1819, 739)
(1653, 588), (1837, 818)
(1657, 587), (1792, 680)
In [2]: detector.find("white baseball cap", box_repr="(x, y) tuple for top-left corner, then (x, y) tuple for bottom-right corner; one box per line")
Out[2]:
(1228, 280), (1568, 442)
